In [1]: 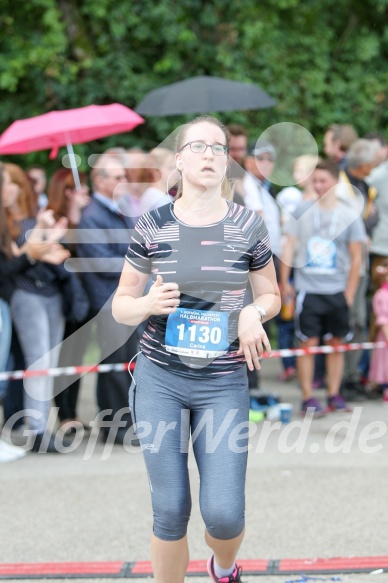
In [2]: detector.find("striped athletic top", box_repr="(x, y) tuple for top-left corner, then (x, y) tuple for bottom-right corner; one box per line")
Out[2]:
(125, 201), (272, 378)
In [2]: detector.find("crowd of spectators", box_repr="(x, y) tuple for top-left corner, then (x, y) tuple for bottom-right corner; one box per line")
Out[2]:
(1, 123), (388, 461)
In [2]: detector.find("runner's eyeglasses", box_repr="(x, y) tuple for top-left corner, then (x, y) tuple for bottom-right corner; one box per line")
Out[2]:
(180, 141), (229, 156)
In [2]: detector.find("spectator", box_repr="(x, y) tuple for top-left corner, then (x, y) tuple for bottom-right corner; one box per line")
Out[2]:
(323, 124), (358, 169)
(0, 164), (27, 462)
(275, 155), (319, 383)
(368, 260), (388, 398)
(0, 162), (70, 454)
(241, 141), (282, 409)
(338, 139), (380, 237)
(278, 156), (322, 386)
(364, 132), (388, 167)
(228, 124), (248, 167)
(139, 148), (176, 214)
(280, 160), (365, 415)
(48, 168), (90, 228)
(46, 169), (91, 435)
(243, 141), (281, 256)
(77, 153), (140, 445)
(277, 154), (318, 221)
(225, 127), (261, 400)
(103, 147), (140, 220)
(226, 124), (248, 205)
(365, 133), (388, 270)
(125, 147), (151, 216)
(337, 139), (380, 396)
(27, 166), (48, 210)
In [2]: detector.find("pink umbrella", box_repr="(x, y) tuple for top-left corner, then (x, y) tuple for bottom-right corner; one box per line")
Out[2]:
(0, 103), (144, 188)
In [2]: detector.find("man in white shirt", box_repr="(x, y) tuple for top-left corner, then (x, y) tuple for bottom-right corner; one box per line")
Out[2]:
(242, 141), (282, 257)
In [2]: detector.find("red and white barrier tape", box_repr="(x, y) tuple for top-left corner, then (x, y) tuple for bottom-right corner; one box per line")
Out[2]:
(0, 340), (387, 382)
(269, 340), (388, 358)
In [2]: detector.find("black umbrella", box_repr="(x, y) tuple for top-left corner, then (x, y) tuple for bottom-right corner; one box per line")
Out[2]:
(135, 75), (276, 116)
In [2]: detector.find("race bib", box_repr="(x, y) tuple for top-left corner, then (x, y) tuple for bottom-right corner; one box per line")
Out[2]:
(304, 236), (337, 274)
(165, 308), (229, 358)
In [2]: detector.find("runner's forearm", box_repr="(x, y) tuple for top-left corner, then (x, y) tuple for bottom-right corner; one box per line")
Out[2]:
(112, 294), (152, 326)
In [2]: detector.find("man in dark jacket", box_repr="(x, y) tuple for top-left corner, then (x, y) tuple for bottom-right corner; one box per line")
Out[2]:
(77, 153), (139, 445)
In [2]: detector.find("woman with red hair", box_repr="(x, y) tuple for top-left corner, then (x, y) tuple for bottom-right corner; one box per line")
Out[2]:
(0, 162), (69, 458)
(4, 163), (71, 453)
(46, 169), (90, 434)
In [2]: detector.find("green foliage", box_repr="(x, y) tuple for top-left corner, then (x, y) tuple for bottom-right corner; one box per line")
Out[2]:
(0, 0), (387, 173)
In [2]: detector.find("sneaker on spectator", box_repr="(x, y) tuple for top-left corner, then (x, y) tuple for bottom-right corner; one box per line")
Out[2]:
(0, 438), (26, 463)
(301, 397), (325, 416)
(279, 367), (297, 382)
(327, 394), (351, 412)
(207, 556), (243, 583)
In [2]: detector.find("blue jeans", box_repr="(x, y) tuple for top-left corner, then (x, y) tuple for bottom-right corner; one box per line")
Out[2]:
(129, 353), (249, 541)
(10, 290), (65, 434)
(0, 299), (12, 401)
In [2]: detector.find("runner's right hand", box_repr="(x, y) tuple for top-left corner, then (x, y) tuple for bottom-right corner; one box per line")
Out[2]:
(146, 275), (180, 315)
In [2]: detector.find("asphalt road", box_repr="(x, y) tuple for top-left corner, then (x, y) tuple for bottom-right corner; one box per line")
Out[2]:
(1, 357), (387, 583)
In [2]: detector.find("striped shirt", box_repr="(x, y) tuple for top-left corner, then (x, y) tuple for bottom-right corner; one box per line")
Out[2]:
(126, 201), (272, 378)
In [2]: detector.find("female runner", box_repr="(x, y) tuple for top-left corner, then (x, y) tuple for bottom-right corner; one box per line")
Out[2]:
(113, 116), (281, 583)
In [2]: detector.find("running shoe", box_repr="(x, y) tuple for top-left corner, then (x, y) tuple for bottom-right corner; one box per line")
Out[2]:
(301, 397), (325, 416)
(207, 556), (243, 583)
(327, 394), (352, 412)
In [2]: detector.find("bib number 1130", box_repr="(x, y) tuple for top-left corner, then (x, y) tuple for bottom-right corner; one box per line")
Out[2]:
(177, 324), (222, 345)
(165, 308), (229, 358)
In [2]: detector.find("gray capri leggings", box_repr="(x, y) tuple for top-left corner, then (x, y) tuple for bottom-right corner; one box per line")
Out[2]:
(129, 353), (250, 542)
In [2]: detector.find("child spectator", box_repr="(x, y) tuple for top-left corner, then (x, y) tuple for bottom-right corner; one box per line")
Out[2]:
(368, 260), (388, 397)
(277, 155), (318, 381)
(280, 160), (365, 415)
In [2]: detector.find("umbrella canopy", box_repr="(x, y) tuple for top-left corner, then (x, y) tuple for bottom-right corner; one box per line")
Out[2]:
(135, 75), (276, 116)
(0, 103), (144, 159)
